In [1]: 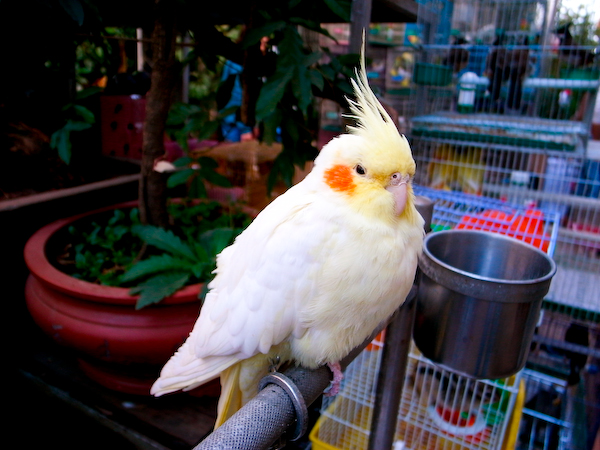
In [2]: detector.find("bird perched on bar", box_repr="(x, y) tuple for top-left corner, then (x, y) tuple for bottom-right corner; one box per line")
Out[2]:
(151, 46), (425, 429)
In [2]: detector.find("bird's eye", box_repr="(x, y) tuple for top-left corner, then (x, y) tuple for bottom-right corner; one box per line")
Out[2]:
(355, 165), (366, 175)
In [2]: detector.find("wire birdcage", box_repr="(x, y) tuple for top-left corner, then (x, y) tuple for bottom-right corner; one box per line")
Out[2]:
(315, 1), (598, 448)
(404, 0), (600, 444)
(517, 369), (572, 450)
(407, 0), (600, 310)
(410, 139), (599, 312)
(400, 0), (600, 446)
(311, 339), (522, 450)
(516, 367), (599, 450)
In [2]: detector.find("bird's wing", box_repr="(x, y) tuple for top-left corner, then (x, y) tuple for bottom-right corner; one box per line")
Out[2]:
(197, 184), (330, 356)
(152, 182), (334, 395)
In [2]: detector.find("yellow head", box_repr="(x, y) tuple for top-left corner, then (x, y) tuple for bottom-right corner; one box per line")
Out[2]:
(313, 50), (418, 226)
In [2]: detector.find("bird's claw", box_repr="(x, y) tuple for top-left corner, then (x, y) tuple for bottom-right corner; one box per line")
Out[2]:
(324, 362), (343, 397)
(268, 355), (281, 373)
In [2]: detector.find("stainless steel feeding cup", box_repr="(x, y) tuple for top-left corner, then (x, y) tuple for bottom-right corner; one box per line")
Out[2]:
(414, 230), (557, 379)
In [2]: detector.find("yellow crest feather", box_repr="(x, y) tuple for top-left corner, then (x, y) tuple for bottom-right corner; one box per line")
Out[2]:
(346, 43), (399, 137)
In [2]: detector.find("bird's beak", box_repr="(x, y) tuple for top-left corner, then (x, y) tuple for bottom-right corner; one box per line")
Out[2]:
(386, 173), (409, 216)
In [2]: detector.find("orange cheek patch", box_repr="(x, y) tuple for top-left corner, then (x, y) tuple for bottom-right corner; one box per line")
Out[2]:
(324, 164), (356, 193)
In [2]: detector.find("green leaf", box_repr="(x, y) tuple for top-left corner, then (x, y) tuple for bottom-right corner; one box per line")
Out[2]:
(167, 168), (195, 188)
(295, 141), (319, 165)
(309, 69), (325, 91)
(129, 208), (140, 222)
(243, 21), (286, 48)
(65, 120), (93, 132)
(198, 283), (211, 305)
(303, 51), (322, 67)
(199, 228), (238, 256)
(267, 151), (296, 192)
(133, 272), (191, 309)
(73, 105), (95, 123)
(337, 53), (362, 67)
(191, 242), (210, 262)
(282, 115), (300, 144)
(188, 176), (207, 198)
(329, 57), (343, 73)
(183, 115), (209, 137)
(51, 128), (72, 164)
(190, 262), (211, 279)
(59, 0), (84, 26)
(200, 168), (231, 187)
(121, 254), (192, 282)
(319, 64), (336, 80)
(336, 79), (355, 95)
(107, 224), (130, 241)
(50, 128), (61, 150)
(59, 103), (74, 114)
(292, 66), (312, 113)
(261, 110), (281, 145)
(197, 157), (218, 170)
(107, 209), (126, 226)
(174, 130), (191, 151)
(167, 102), (198, 126)
(75, 86), (102, 100)
(173, 156), (193, 167)
(217, 105), (239, 119)
(323, 0), (351, 21)
(288, 17), (325, 34)
(278, 25), (304, 58)
(132, 225), (197, 260)
(255, 70), (294, 120)
(195, 120), (220, 141)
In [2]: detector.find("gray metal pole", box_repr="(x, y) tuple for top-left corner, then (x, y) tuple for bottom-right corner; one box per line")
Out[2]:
(367, 295), (416, 450)
(367, 195), (433, 450)
(349, 0), (373, 54)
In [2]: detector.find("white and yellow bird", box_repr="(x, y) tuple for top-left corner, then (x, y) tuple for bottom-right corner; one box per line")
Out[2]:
(151, 52), (425, 429)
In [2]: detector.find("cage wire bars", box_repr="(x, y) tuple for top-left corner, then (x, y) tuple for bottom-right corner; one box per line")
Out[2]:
(314, 0), (598, 448)
(404, 0), (599, 448)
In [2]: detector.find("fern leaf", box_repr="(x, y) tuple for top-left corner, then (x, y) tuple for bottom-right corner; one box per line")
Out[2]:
(132, 225), (197, 260)
(132, 271), (191, 309)
(121, 254), (191, 282)
(199, 228), (238, 255)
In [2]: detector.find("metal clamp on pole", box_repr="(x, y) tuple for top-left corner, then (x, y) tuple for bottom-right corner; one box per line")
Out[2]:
(258, 371), (308, 441)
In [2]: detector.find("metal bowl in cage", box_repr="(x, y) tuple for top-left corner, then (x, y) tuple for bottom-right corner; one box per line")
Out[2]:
(414, 230), (556, 380)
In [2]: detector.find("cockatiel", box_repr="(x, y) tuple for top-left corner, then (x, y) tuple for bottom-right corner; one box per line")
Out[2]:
(151, 51), (425, 429)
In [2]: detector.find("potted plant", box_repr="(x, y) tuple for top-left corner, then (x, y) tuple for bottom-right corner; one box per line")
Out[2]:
(24, 195), (251, 395)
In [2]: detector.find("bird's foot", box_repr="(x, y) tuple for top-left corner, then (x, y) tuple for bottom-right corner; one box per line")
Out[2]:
(268, 355), (281, 373)
(324, 362), (343, 397)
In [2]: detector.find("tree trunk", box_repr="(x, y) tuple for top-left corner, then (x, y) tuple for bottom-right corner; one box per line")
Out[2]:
(139, 0), (179, 228)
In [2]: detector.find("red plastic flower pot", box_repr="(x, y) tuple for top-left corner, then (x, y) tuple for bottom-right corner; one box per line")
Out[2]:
(23, 202), (218, 397)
